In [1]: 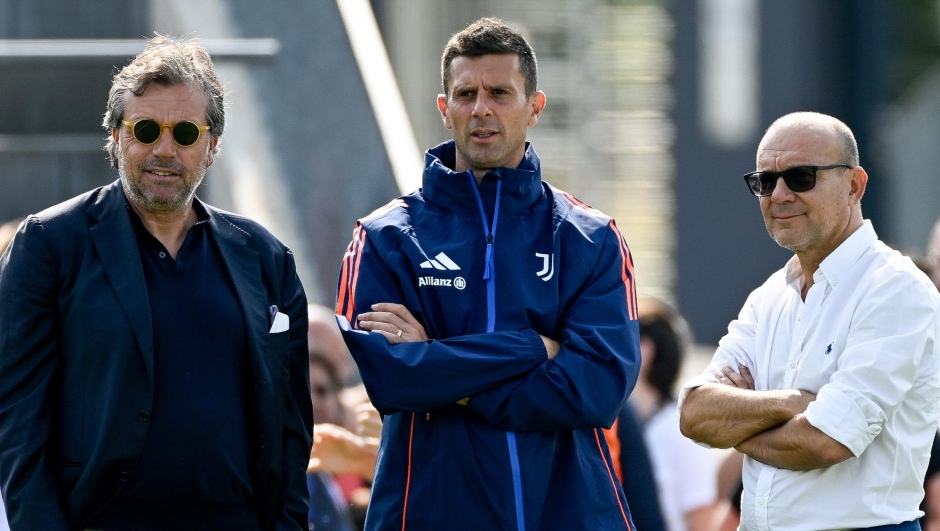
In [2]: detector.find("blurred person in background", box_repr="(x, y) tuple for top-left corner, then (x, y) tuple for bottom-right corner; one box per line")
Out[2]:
(307, 306), (379, 530)
(335, 17), (640, 530)
(0, 35), (312, 530)
(604, 401), (668, 531)
(629, 298), (721, 531)
(680, 112), (940, 530)
(918, 214), (940, 531)
(0, 218), (21, 255)
(309, 303), (360, 388)
(307, 350), (358, 531)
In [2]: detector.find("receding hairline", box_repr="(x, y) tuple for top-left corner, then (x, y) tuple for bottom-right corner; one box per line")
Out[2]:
(760, 112), (859, 166)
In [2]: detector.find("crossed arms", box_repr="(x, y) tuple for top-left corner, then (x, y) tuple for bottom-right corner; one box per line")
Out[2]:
(679, 365), (853, 471)
(335, 223), (639, 432)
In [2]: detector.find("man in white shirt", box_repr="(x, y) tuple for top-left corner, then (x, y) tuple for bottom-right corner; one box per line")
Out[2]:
(679, 112), (940, 531)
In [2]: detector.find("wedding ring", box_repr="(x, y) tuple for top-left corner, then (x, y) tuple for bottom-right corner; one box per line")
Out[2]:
(397, 329), (403, 338)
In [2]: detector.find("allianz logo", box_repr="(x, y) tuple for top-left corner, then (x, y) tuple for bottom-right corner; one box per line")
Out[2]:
(418, 252), (465, 289)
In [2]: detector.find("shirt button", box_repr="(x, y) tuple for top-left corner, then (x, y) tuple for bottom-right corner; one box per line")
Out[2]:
(158, 251), (167, 259)
(797, 315), (802, 321)
(758, 498), (765, 505)
(119, 471), (129, 481)
(833, 280), (838, 286)
(790, 362), (797, 368)
(137, 410), (150, 421)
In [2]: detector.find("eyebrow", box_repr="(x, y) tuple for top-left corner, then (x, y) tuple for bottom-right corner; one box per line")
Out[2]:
(452, 81), (516, 92)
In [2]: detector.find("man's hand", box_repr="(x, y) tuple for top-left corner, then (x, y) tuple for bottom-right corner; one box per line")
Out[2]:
(714, 364), (755, 390)
(309, 423), (379, 481)
(357, 303), (429, 343)
(540, 335), (560, 359)
(680, 383), (816, 449)
(353, 402), (382, 440)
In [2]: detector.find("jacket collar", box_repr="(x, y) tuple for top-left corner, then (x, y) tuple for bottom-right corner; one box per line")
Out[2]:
(421, 140), (544, 213)
(87, 180), (156, 380)
(86, 179), (263, 384)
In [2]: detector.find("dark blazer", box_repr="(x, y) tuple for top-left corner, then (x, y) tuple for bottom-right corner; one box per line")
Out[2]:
(0, 179), (312, 530)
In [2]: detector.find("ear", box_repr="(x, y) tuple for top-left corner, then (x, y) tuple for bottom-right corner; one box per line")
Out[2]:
(848, 166), (868, 205)
(437, 94), (453, 130)
(111, 128), (120, 143)
(527, 91), (546, 127)
(206, 136), (219, 167)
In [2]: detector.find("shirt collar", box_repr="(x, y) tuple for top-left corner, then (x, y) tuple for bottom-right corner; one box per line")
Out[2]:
(421, 140), (543, 213)
(783, 220), (877, 290)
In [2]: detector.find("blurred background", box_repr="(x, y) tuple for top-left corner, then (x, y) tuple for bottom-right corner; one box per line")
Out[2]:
(2, 0), (939, 348)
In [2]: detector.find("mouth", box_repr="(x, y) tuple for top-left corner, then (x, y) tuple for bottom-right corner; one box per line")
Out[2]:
(470, 129), (498, 141)
(143, 166), (183, 180)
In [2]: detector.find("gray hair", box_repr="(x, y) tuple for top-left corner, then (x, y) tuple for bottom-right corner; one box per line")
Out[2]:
(102, 34), (225, 168)
(765, 111), (859, 167)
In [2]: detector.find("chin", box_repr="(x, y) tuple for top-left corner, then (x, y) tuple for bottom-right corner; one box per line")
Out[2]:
(772, 235), (809, 252)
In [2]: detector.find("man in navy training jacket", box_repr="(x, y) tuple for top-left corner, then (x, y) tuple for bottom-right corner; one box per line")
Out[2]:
(0, 35), (312, 530)
(336, 17), (641, 531)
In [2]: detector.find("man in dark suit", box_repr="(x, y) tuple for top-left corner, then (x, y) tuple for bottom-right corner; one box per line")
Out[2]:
(0, 35), (312, 530)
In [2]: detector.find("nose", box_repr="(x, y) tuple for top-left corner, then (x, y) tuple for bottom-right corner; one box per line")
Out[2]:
(769, 176), (795, 202)
(471, 94), (492, 117)
(151, 125), (177, 157)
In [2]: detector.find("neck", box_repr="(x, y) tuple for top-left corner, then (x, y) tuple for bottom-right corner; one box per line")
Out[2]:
(794, 216), (864, 300)
(130, 201), (197, 259)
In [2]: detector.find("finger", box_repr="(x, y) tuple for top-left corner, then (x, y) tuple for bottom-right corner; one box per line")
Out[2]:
(738, 365), (755, 389)
(374, 329), (402, 344)
(358, 318), (405, 342)
(370, 303), (429, 341)
(721, 366), (748, 388)
(713, 369), (730, 385)
(370, 303), (416, 327)
(358, 311), (407, 331)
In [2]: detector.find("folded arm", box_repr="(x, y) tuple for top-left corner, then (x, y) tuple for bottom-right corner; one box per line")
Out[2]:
(734, 413), (852, 470)
(679, 380), (814, 449)
(462, 223), (641, 431)
(336, 226), (548, 414)
(681, 364), (852, 469)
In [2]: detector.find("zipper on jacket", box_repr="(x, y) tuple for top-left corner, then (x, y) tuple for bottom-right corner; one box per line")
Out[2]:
(467, 173), (526, 531)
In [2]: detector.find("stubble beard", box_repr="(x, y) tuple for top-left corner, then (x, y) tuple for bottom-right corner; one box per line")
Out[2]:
(119, 159), (206, 214)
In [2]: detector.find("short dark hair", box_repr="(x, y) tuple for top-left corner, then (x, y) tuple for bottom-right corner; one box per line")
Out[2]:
(639, 299), (692, 405)
(102, 34), (225, 168)
(441, 17), (538, 97)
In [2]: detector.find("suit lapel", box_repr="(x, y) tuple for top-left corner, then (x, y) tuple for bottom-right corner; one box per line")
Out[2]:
(208, 209), (271, 384)
(88, 180), (155, 382)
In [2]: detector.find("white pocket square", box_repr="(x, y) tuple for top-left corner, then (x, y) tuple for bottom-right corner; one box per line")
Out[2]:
(269, 311), (289, 333)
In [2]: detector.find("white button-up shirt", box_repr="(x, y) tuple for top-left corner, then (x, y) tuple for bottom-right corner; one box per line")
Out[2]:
(681, 221), (940, 530)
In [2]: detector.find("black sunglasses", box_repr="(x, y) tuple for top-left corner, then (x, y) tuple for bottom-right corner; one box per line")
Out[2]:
(121, 119), (211, 147)
(743, 164), (852, 197)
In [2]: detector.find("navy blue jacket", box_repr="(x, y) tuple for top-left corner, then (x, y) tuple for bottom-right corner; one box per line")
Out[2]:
(0, 180), (312, 530)
(337, 142), (641, 530)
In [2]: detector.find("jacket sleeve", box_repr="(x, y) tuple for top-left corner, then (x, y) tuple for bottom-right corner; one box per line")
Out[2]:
(464, 223), (641, 431)
(0, 218), (71, 530)
(336, 223), (548, 414)
(276, 249), (313, 530)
